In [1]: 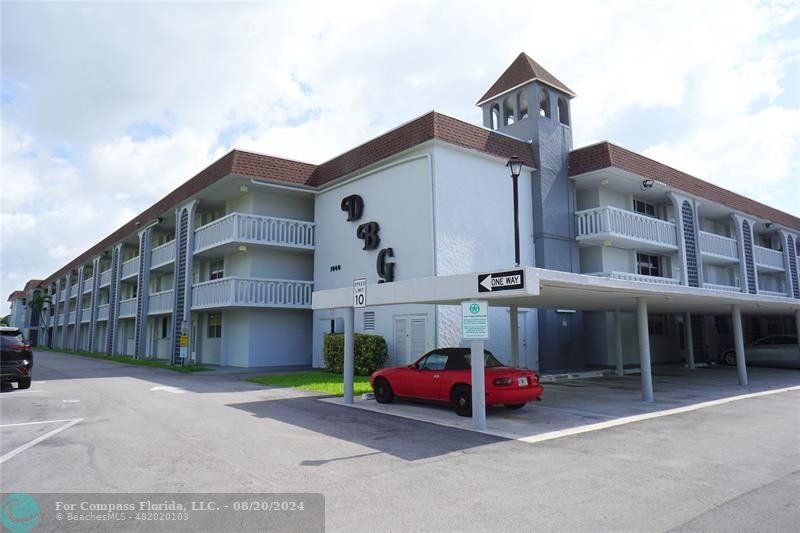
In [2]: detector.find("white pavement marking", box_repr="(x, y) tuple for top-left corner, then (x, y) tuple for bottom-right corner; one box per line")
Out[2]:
(62, 399), (80, 403)
(0, 419), (80, 428)
(150, 385), (187, 394)
(0, 418), (83, 464)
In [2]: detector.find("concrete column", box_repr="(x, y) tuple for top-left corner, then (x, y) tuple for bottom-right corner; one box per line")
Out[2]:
(470, 339), (487, 430)
(636, 298), (654, 402)
(732, 305), (748, 386)
(795, 310), (800, 353)
(73, 265), (85, 351)
(134, 227), (153, 359)
(613, 309), (624, 377)
(510, 306), (520, 368)
(684, 312), (695, 369)
(87, 256), (101, 352)
(61, 273), (72, 348)
(343, 307), (355, 404)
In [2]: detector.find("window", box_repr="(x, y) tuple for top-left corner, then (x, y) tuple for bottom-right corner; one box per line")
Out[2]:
(637, 252), (661, 277)
(503, 96), (514, 126)
(363, 311), (375, 331)
(517, 91), (528, 120)
(419, 353), (448, 371)
(557, 97), (570, 126)
(767, 318), (779, 335)
(490, 104), (500, 129)
(648, 315), (668, 336)
(160, 317), (169, 339)
(714, 316), (730, 335)
(153, 276), (162, 293)
(210, 261), (224, 281)
(207, 313), (222, 338)
(539, 88), (551, 118)
(633, 199), (657, 218)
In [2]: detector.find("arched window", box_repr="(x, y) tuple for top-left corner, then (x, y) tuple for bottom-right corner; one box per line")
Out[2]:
(539, 89), (550, 118)
(558, 97), (570, 126)
(503, 96), (514, 126)
(491, 103), (500, 130)
(517, 91), (528, 120)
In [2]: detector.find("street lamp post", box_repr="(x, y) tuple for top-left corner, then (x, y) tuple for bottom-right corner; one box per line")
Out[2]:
(506, 156), (523, 266)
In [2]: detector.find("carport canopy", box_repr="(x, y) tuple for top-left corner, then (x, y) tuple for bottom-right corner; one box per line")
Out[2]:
(312, 266), (800, 430)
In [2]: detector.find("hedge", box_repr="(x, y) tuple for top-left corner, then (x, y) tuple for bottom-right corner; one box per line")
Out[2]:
(323, 333), (388, 376)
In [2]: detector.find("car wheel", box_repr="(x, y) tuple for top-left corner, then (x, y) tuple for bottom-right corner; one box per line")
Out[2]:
(504, 403), (526, 410)
(17, 378), (31, 390)
(722, 351), (737, 366)
(373, 378), (395, 404)
(451, 385), (472, 417)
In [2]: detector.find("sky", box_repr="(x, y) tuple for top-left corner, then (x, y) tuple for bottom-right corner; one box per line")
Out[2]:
(1, 0), (799, 314)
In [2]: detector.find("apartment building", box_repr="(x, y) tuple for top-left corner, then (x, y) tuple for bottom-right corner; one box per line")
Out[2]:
(14, 53), (800, 372)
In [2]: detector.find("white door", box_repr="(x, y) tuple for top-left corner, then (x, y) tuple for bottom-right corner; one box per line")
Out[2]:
(393, 315), (428, 366)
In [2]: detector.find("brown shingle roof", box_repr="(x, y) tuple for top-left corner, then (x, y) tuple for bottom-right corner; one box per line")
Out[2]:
(569, 141), (800, 232)
(7, 290), (26, 301)
(23, 279), (44, 290)
(476, 52), (576, 106)
(42, 112), (534, 285)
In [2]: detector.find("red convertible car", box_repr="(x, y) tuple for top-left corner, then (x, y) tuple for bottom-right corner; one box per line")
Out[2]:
(370, 348), (543, 416)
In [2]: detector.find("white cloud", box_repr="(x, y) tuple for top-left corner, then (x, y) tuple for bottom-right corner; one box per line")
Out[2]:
(1, 0), (798, 313)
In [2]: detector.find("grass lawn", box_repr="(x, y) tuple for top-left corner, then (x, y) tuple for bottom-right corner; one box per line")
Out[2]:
(245, 371), (373, 396)
(39, 347), (211, 373)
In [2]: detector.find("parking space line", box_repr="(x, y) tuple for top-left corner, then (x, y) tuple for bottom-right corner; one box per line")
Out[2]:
(0, 418), (83, 464)
(0, 418), (80, 428)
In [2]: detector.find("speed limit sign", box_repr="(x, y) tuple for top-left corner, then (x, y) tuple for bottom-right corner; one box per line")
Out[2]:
(353, 278), (366, 308)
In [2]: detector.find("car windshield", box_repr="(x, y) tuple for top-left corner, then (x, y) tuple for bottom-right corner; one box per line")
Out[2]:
(0, 333), (25, 345)
(463, 351), (505, 368)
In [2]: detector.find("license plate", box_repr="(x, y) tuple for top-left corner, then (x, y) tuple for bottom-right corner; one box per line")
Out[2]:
(517, 377), (528, 386)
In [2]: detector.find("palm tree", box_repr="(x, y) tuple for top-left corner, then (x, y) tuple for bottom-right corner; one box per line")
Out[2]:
(28, 291), (53, 346)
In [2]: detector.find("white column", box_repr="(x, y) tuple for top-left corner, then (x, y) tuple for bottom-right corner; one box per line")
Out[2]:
(795, 310), (800, 354)
(732, 305), (748, 386)
(614, 309), (624, 377)
(510, 306), (519, 367)
(343, 307), (355, 404)
(684, 313), (695, 369)
(636, 298), (654, 402)
(470, 339), (487, 430)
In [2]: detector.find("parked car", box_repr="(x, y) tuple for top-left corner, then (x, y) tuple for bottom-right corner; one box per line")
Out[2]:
(370, 347), (543, 416)
(1, 327), (34, 389)
(720, 335), (800, 369)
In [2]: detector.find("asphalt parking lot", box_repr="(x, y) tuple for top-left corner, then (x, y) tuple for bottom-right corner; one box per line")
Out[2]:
(1, 350), (799, 532)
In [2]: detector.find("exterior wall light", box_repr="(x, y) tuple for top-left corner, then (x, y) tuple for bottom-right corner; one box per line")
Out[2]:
(640, 179), (655, 191)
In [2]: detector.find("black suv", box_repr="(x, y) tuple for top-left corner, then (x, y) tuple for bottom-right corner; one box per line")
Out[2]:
(1, 327), (33, 389)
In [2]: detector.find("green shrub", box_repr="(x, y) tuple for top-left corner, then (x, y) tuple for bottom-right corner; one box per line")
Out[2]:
(323, 333), (388, 376)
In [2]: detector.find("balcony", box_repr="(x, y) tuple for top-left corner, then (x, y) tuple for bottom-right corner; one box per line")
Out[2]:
(119, 298), (137, 318)
(192, 277), (313, 310)
(151, 240), (176, 269)
(97, 304), (109, 321)
(83, 277), (94, 293)
(575, 207), (678, 252)
(56, 314), (65, 326)
(760, 289), (789, 298)
(698, 231), (738, 265)
(59, 289), (66, 302)
(754, 246), (784, 272)
(704, 282), (741, 293)
(99, 269), (112, 287)
(193, 213), (315, 257)
(70, 284), (78, 297)
(586, 271), (682, 286)
(80, 308), (91, 323)
(68, 310), (76, 323)
(121, 257), (140, 279)
(148, 290), (174, 315)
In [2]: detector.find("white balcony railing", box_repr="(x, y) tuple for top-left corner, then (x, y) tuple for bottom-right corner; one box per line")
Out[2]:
(59, 289), (66, 302)
(586, 271), (682, 286)
(68, 310), (76, 323)
(148, 290), (174, 314)
(80, 308), (91, 322)
(99, 269), (112, 287)
(121, 257), (140, 279)
(575, 206), (678, 248)
(118, 298), (137, 318)
(760, 289), (788, 298)
(97, 304), (109, 321)
(192, 277), (313, 309)
(56, 314), (64, 326)
(70, 284), (78, 297)
(151, 240), (176, 268)
(194, 213), (315, 254)
(699, 231), (738, 261)
(83, 277), (94, 293)
(704, 282), (741, 293)
(754, 246), (784, 270)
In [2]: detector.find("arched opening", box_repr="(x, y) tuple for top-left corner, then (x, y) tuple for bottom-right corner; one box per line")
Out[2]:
(517, 91), (528, 120)
(503, 96), (514, 126)
(558, 97), (570, 126)
(539, 89), (550, 118)
(491, 104), (500, 130)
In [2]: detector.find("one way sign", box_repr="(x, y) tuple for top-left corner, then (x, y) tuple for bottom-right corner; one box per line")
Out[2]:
(478, 269), (525, 293)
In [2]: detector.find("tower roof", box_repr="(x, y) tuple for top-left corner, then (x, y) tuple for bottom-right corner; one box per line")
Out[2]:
(476, 52), (576, 106)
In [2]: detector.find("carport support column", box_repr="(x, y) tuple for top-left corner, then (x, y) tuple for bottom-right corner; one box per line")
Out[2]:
(795, 310), (800, 353)
(684, 313), (695, 369)
(510, 306), (519, 368)
(613, 309), (624, 377)
(470, 339), (487, 431)
(636, 298), (654, 402)
(732, 305), (748, 386)
(343, 306), (355, 404)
